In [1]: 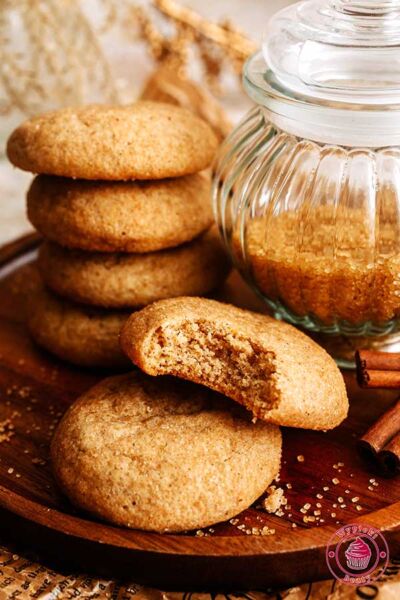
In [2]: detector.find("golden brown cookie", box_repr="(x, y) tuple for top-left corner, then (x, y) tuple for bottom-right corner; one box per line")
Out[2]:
(28, 286), (130, 369)
(7, 102), (218, 180)
(51, 371), (282, 532)
(38, 228), (231, 308)
(27, 173), (213, 253)
(121, 297), (349, 430)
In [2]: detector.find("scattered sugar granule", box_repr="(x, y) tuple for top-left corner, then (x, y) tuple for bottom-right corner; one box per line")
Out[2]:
(323, 486), (330, 491)
(314, 510), (321, 516)
(263, 486), (286, 514)
(338, 496), (344, 503)
(356, 505), (363, 512)
(316, 493), (323, 499)
(230, 518), (239, 526)
(351, 496), (360, 503)
(368, 485), (374, 491)
(303, 515), (316, 523)
(196, 530), (205, 537)
(261, 526), (275, 536)
(332, 478), (340, 485)
(291, 523), (297, 528)
(7, 468), (14, 474)
(338, 462), (344, 467)
(0, 418), (15, 444)
(316, 502), (322, 508)
(286, 483), (292, 489)
(331, 512), (336, 518)
(297, 455), (305, 463)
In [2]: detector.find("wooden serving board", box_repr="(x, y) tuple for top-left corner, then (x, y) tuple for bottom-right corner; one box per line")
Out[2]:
(0, 233), (400, 590)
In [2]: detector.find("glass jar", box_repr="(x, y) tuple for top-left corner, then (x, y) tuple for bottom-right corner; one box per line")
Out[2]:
(213, 0), (400, 366)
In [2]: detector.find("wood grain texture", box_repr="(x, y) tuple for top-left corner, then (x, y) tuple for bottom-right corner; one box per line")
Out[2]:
(0, 235), (399, 589)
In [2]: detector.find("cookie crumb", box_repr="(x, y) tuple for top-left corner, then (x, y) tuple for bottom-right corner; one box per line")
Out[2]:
(263, 486), (286, 514)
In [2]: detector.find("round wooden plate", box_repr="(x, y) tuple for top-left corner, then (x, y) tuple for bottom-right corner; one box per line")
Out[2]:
(0, 233), (400, 590)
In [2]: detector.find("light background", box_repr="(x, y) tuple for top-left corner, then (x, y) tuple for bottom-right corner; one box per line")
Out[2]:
(0, 0), (294, 245)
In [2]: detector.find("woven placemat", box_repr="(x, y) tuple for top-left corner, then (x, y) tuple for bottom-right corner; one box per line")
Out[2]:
(1, 541), (400, 599)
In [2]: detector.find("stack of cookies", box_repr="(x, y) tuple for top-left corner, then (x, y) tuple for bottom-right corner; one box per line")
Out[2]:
(7, 102), (230, 369)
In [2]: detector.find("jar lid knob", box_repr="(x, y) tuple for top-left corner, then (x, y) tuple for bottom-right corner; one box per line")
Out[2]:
(262, 0), (400, 102)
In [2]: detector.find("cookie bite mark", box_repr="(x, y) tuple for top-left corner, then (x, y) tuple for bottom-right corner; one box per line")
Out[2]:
(152, 321), (279, 418)
(121, 298), (348, 430)
(121, 297), (349, 430)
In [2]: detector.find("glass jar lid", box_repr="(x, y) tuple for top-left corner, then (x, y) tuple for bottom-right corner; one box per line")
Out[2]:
(264, 0), (400, 103)
(244, 1), (400, 146)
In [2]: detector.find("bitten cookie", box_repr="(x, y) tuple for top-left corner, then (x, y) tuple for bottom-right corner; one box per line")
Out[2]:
(7, 102), (218, 180)
(27, 173), (213, 253)
(121, 297), (349, 430)
(51, 371), (282, 532)
(28, 287), (130, 368)
(38, 228), (231, 308)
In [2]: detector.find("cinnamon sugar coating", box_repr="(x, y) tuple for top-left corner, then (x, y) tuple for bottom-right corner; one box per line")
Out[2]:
(51, 371), (282, 532)
(7, 102), (218, 180)
(38, 227), (230, 308)
(29, 285), (130, 368)
(27, 172), (213, 253)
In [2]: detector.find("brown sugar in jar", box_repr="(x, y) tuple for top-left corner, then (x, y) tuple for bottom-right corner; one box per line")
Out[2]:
(235, 205), (400, 327)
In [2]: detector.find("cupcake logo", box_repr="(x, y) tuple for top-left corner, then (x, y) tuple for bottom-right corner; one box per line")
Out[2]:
(326, 524), (389, 586)
(345, 536), (371, 570)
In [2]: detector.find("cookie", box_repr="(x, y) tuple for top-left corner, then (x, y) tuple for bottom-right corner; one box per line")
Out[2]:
(28, 286), (130, 368)
(27, 173), (213, 253)
(121, 297), (349, 430)
(38, 228), (231, 308)
(51, 371), (282, 532)
(7, 102), (218, 180)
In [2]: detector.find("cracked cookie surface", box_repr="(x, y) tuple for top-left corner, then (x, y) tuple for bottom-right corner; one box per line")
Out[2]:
(27, 172), (213, 253)
(29, 285), (130, 368)
(7, 102), (218, 180)
(38, 227), (230, 308)
(51, 371), (282, 532)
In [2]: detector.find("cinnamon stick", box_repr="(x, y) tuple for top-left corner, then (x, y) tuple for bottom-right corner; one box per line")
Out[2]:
(358, 397), (400, 475)
(356, 350), (400, 388)
(379, 432), (400, 476)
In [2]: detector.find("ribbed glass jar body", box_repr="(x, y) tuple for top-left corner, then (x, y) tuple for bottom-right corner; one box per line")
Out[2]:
(212, 106), (400, 336)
